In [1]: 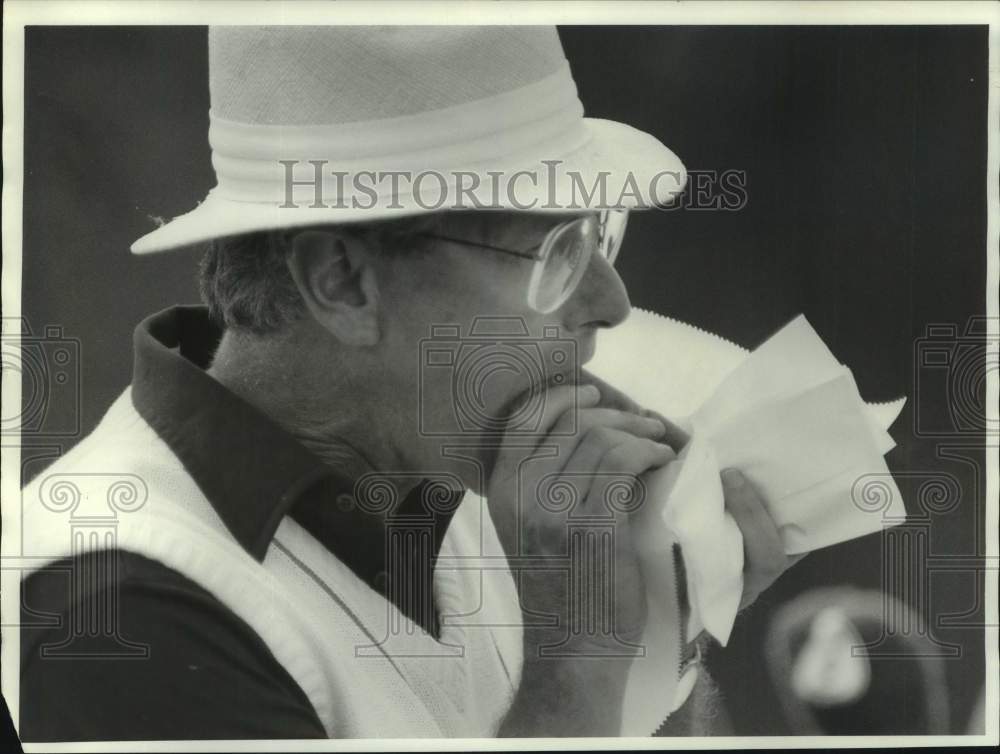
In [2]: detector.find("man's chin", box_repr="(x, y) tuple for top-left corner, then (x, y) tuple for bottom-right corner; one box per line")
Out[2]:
(490, 333), (597, 422)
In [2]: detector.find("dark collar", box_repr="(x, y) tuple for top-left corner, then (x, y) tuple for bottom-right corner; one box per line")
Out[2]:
(130, 307), (459, 632)
(132, 306), (336, 560)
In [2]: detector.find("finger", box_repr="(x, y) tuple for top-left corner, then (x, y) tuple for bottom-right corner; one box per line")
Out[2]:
(579, 370), (689, 452)
(589, 435), (676, 521)
(533, 427), (636, 517)
(721, 468), (786, 577)
(641, 408), (690, 453)
(522, 414), (667, 511)
(559, 407), (671, 444)
(493, 384), (599, 478)
(578, 371), (644, 413)
(556, 426), (673, 497)
(543, 406), (671, 473)
(535, 383), (602, 437)
(526, 425), (674, 532)
(595, 435), (676, 479)
(533, 424), (673, 509)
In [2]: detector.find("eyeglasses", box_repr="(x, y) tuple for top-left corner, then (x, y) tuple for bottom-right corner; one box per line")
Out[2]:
(419, 210), (630, 314)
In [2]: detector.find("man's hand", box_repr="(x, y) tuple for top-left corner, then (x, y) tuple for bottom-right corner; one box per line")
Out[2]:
(487, 383), (675, 641)
(578, 370), (691, 452)
(490, 382), (676, 736)
(583, 372), (804, 615)
(721, 468), (806, 611)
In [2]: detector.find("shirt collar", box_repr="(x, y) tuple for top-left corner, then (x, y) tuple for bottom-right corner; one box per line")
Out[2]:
(130, 306), (462, 636)
(131, 306), (337, 560)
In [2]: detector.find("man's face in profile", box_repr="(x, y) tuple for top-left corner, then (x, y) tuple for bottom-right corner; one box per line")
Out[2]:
(368, 210), (633, 471)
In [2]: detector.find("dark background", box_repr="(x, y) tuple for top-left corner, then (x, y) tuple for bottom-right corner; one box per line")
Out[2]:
(20, 26), (989, 735)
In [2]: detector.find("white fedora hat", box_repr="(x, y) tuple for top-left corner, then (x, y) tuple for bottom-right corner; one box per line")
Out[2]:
(132, 26), (687, 255)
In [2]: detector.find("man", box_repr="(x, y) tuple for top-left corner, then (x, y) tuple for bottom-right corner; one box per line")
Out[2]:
(19, 26), (796, 739)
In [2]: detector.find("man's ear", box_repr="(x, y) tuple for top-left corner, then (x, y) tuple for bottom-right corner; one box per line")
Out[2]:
(286, 229), (381, 346)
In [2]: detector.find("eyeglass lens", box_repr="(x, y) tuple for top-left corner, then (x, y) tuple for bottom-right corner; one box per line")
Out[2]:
(532, 216), (596, 312)
(600, 209), (629, 264)
(532, 211), (630, 312)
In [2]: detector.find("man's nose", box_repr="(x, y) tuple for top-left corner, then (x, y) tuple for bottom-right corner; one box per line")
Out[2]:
(561, 251), (632, 331)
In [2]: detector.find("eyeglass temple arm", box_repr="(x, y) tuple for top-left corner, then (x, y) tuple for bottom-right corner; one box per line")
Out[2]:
(416, 232), (541, 260)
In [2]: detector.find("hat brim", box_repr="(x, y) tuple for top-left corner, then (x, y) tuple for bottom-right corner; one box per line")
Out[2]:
(131, 118), (687, 255)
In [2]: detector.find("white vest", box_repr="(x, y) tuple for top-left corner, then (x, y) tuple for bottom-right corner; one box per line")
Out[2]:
(20, 388), (686, 737)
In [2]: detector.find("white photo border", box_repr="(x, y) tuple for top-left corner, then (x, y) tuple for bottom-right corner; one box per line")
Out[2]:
(2, 1), (997, 751)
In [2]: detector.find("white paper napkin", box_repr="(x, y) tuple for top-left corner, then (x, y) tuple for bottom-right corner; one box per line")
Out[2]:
(590, 311), (906, 646)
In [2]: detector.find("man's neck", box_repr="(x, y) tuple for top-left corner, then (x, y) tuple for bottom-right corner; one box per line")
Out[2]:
(205, 326), (420, 498)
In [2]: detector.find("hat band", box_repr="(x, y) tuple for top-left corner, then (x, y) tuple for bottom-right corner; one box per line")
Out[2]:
(208, 64), (591, 204)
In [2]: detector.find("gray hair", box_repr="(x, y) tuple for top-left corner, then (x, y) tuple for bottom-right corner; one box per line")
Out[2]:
(198, 214), (443, 335)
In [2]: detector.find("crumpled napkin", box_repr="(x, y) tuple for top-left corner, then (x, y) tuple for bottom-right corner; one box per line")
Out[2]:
(590, 311), (906, 646)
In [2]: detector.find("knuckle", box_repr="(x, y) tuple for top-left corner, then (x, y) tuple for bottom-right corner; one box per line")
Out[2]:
(541, 395), (576, 427)
(577, 409), (622, 436)
(646, 437), (672, 457)
(576, 406), (615, 427)
(599, 444), (631, 472)
(584, 424), (618, 448)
